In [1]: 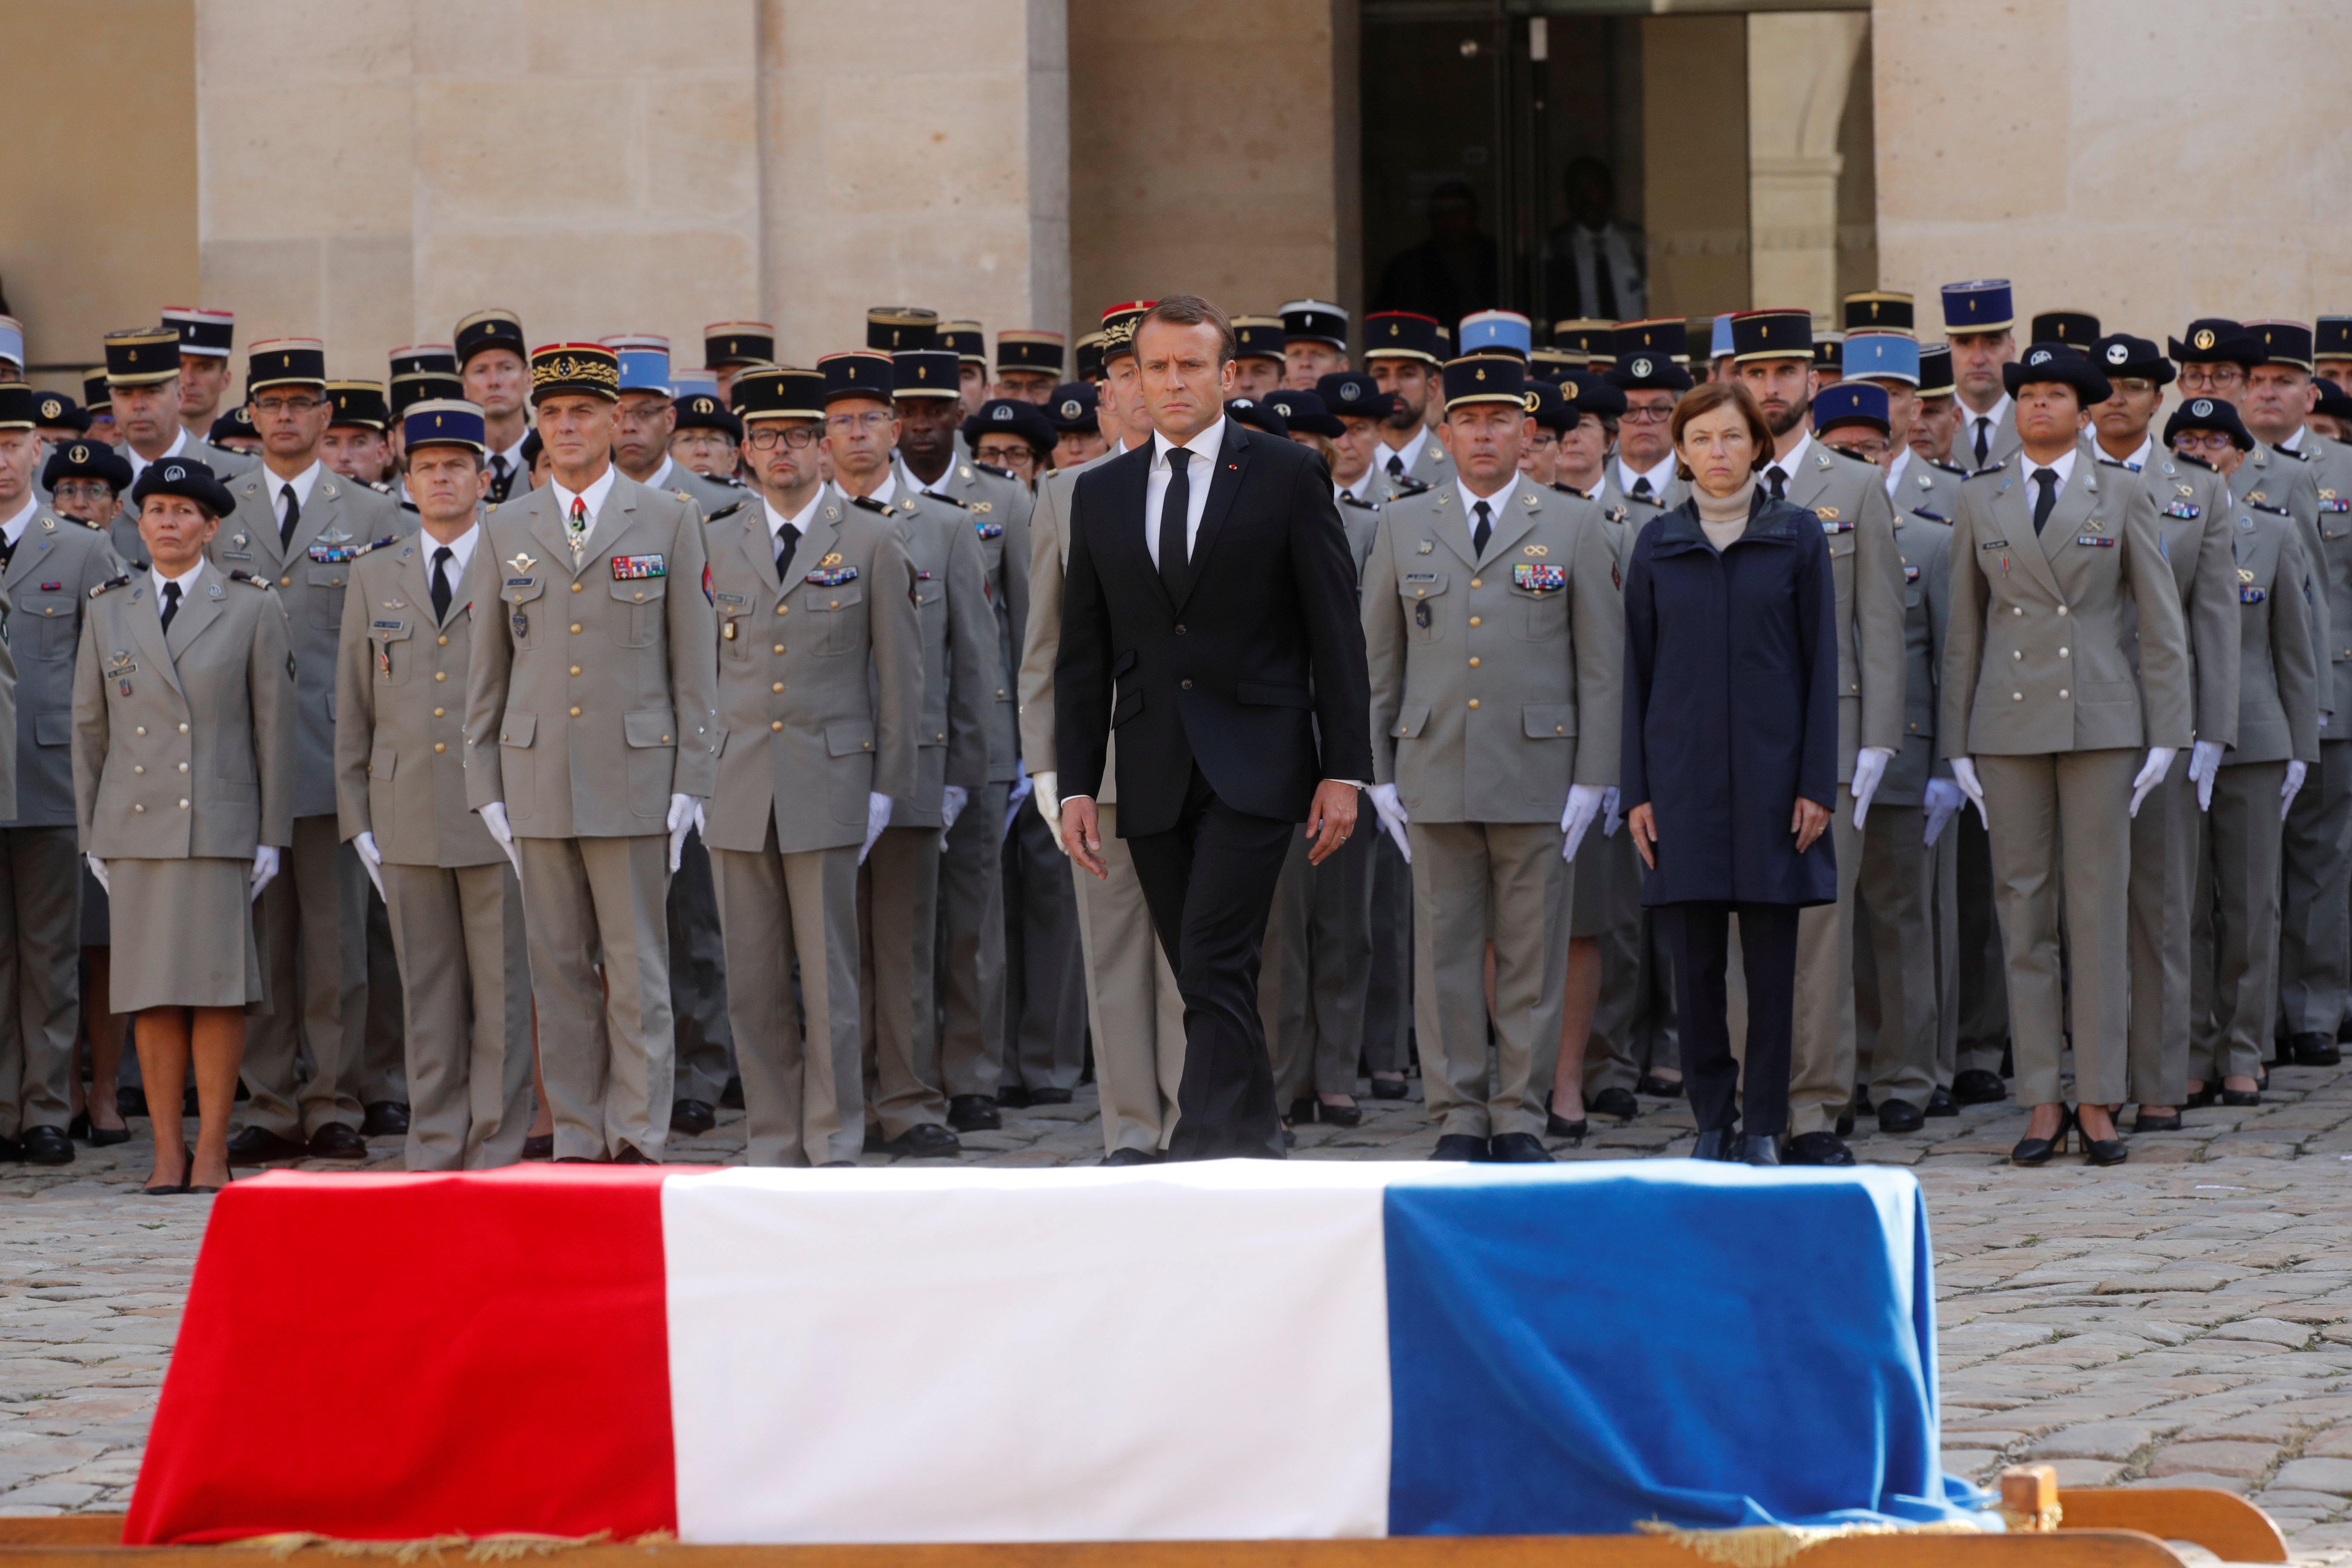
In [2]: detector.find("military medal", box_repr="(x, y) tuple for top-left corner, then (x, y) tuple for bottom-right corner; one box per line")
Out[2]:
(107, 650), (135, 697)
(511, 609), (529, 639)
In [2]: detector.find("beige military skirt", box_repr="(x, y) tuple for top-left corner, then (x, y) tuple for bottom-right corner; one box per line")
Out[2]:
(107, 858), (264, 1014)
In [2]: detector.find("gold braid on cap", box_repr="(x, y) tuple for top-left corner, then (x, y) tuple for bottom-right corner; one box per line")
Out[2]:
(532, 353), (619, 392)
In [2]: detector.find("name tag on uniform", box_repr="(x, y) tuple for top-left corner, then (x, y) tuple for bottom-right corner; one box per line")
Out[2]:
(806, 566), (858, 587)
(975, 521), (1004, 540)
(1511, 564), (1566, 593)
(1979, 539), (2007, 551)
(612, 553), (666, 580)
(2241, 585), (2269, 604)
(505, 576), (535, 588)
(371, 619), (404, 630)
(1404, 572), (1439, 583)
(714, 591), (748, 606)
(2164, 500), (2201, 520)
(2075, 534), (2117, 548)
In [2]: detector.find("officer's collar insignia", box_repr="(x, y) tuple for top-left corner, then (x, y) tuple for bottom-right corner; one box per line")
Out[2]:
(208, 581), (224, 599)
(1522, 492), (1538, 507)
(1917, 473), (1932, 488)
(824, 505), (840, 521)
(505, 551), (538, 573)
(1417, 540), (1433, 554)
(1815, 453), (1831, 468)
(38, 516), (53, 531)
(1524, 544), (1548, 557)
(2083, 476), (2097, 493)
(820, 551), (844, 567)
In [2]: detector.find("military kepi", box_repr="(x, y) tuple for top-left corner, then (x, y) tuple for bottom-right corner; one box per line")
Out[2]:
(818, 350), (895, 404)
(868, 308), (939, 353)
(704, 322), (775, 370)
(529, 342), (622, 404)
(404, 398), (488, 453)
(1362, 312), (1443, 364)
(1459, 309), (1533, 360)
(455, 309), (527, 367)
(1813, 383), (1890, 435)
(1440, 353), (1526, 410)
(1842, 331), (1920, 385)
(0, 386), (36, 429)
(1842, 292), (1913, 333)
(893, 349), (961, 399)
(328, 380), (390, 429)
(103, 327), (182, 386)
(2247, 319), (2314, 370)
(1940, 279), (2014, 334)
(2030, 311), (2101, 350)
(996, 331), (1065, 374)
(1233, 316), (1288, 364)
(732, 367), (825, 422)
(248, 337), (328, 391)
(1728, 308), (1813, 362)
(162, 306), (236, 358)
(1279, 300), (1349, 349)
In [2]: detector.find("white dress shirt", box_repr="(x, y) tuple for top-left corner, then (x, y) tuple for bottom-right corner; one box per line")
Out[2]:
(1763, 429), (1815, 496)
(1615, 450), (1676, 501)
(1454, 474), (1522, 560)
(2110, 435), (2155, 473)
(263, 459), (325, 534)
(1144, 418), (1224, 570)
(422, 521), (480, 598)
(548, 462), (621, 550)
(490, 435), (530, 489)
(647, 454), (681, 492)
(1378, 422), (1432, 477)
(763, 489), (825, 553)
(1883, 445), (1913, 500)
(150, 557), (207, 616)
(2018, 444), (2078, 500)
(1962, 393), (2012, 461)
(2282, 424), (2309, 454)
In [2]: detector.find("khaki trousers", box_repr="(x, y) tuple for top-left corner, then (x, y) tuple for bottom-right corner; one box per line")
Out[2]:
(1853, 801), (1939, 1111)
(380, 860), (531, 1170)
(667, 827), (735, 1106)
(1976, 749), (2138, 1107)
(0, 826), (79, 1136)
(1072, 801), (1185, 1156)
(2193, 760), (2288, 1085)
(2125, 753), (2195, 1106)
(936, 781), (1009, 1099)
(714, 819), (862, 1167)
(515, 833), (674, 1162)
(1789, 787), (1862, 1136)
(1362, 829), (1413, 1075)
(2280, 738), (2352, 1036)
(858, 823), (946, 1137)
(241, 814), (368, 1139)
(1258, 823), (1371, 1102)
(1929, 825), (1960, 1088)
(1954, 806), (2009, 1075)
(1001, 797), (1087, 1094)
(1408, 821), (1568, 1140)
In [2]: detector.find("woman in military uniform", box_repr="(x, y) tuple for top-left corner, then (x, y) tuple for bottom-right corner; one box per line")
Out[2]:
(71, 459), (294, 1194)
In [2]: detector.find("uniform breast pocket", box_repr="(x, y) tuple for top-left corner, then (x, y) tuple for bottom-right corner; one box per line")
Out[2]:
(306, 566), (349, 629)
(811, 585), (864, 656)
(371, 623), (413, 686)
(500, 579), (545, 648)
(1399, 575), (1449, 642)
(1509, 582), (1567, 641)
(914, 580), (946, 645)
(720, 609), (752, 662)
(609, 578), (663, 648)
(26, 598), (75, 659)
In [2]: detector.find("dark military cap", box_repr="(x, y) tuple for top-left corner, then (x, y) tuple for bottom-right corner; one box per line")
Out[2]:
(703, 321), (775, 371)
(1614, 318), (1688, 366)
(965, 398), (1057, 456)
(1224, 397), (1289, 440)
(130, 455), (235, 517)
(1363, 312), (1444, 364)
(2165, 395), (2254, 452)
(1729, 308), (1812, 363)
(1564, 369), (1628, 420)
(162, 305), (236, 358)
(2248, 319), (2315, 370)
(327, 380), (389, 429)
(892, 349), (962, 400)
(731, 366), (826, 422)
(1317, 371), (1395, 422)
(29, 389), (88, 434)
(1262, 389), (1343, 439)
(1605, 346), (1694, 393)
(2031, 311), (2101, 352)
(1550, 319), (1615, 357)
(527, 342), (621, 405)
(1917, 343), (1956, 397)
(248, 338), (327, 392)
(1940, 279), (2014, 334)
(939, 321), (986, 366)
(392, 371), (466, 416)
(390, 344), (459, 380)
(1232, 316), (1288, 364)
(1528, 347), (1582, 385)
(1439, 353), (1525, 410)
(82, 371), (111, 415)
(403, 398), (488, 453)
(1279, 300), (1348, 349)
(2092, 334), (2173, 387)
(1812, 334), (1844, 371)
(868, 307), (939, 353)
(208, 406), (257, 446)
(818, 349), (896, 405)
(2169, 318), (2263, 366)
(520, 429), (543, 469)
(1099, 301), (1156, 364)
(41, 437), (131, 494)
(1075, 332), (1106, 384)
(1844, 292), (1914, 333)
(0, 386), (36, 429)
(455, 309), (527, 368)
(997, 331), (1065, 374)
(673, 392), (743, 441)
(103, 327), (181, 386)
(1523, 379), (1580, 435)
(2003, 341), (2112, 404)
(1813, 382), (1890, 436)
(2318, 318), (2352, 361)
(2315, 378), (2352, 422)
(1047, 383), (1098, 433)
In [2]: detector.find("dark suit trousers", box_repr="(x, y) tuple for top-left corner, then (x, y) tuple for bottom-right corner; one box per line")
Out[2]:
(1126, 765), (1292, 1160)
(1658, 901), (1798, 1137)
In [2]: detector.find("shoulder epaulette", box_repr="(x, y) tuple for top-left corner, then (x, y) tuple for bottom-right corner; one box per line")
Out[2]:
(973, 460), (1015, 481)
(919, 490), (969, 510)
(2277, 443), (2313, 462)
(353, 535), (399, 557)
(398, 501), (419, 514)
(368, 479), (393, 494)
(226, 569), (272, 587)
(1828, 443), (1878, 466)
(1549, 482), (1596, 500)
(88, 575), (130, 598)
(1929, 458), (1968, 476)
(1961, 465), (2005, 481)
(851, 495), (894, 516)
(706, 501), (747, 524)
(1392, 475), (1432, 496)
(1340, 494), (1378, 511)
(1909, 508), (1951, 524)
(2249, 501), (2292, 516)
(2176, 451), (2217, 471)
(2094, 455), (2129, 470)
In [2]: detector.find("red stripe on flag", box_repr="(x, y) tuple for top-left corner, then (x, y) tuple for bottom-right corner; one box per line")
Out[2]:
(126, 1168), (677, 1544)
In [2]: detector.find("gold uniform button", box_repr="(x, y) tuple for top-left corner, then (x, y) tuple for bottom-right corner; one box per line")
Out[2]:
(132, 804), (144, 813)
(569, 705), (582, 717)
(2058, 688), (2069, 699)
(2013, 607), (2024, 617)
(1468, 616), (1481, 627)
(1467, 698), (1480, 709)
(178, 799), (188, 809)
(571, 582), (582, 593)
(1468, 657), (1481, 668)
(864, 741), (873, 750)
(829, 599), (839, 609)
(433, 707), (444, 718)
(135, 726), (147, 737)
(132, 766), (144, 775)
(778, 606), (790, 616)
(1470, 577), (1482, 589)
(279, 576), (291, 587)
(771, 720), (784, 732)
(177, 762), (188, 773)
(773, 644), (785, 655)
(434, 742), (446, 754)
(2058, 646), (2069, 658)
(438, 635), (448, 646)
(2012, 692), (2024, 701)
(570, 665), (582, 676)
(2056, 605), (2068, 616)
(434, 671), (447, 681)
(772, 682), (784, 693)
(179, 723), (189, 734)
(1415, 588), (1426, 597)
(662, 735), (671, 744)
(2012, 651), (2022, 660)
(1555, 725), (1565, 735)
(570, 624), (582, 634)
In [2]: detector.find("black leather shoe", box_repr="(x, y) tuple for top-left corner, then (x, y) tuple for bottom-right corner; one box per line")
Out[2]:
(1784, 1131), (1856, 1167)
(2130, 1111), (2184, 1133)
(1317, 1099), (1364, 1128)
(882, 1123), (961, 1159)
(1740, 1133), (1781, 1166)
(2011, 1107), (2073, 1167)
(2291, 1032), (2343, 1066)
(1429, 1133), (1488, 1161)
(670, 1099), (717, 1136)
(998, 1084), (1034, 1109)
(521, 1134), (554, 1160)
(1637, 1074), (1684, 1098)
(1951, 1069), (2007, 1106)
(2219, 1088), (2262, 1107)
(1545, 1106), (1588, 1140)
(1877, 1098), (1926, 1134)
(1100, 1147), (1161, 1166)
(1926, 1087), (1959, 1118)
(1833, 1111), (1856, 1138)
(21, 1126), (71, 1166)
(1027, 1087), (1075, 1105)
(1488, 1131), (1553, 1163)
(720, 1075), (745, 1109)
(947, 1094), (1001, 1132)
(2083, 1130), (2130, 1167)
(1691, 1129), (1731, 1161)
(1369, 1076), (1410, 1100)
(1853, 1086), (1876, 1116)
(226, 1126), (309, 1164)
(612, 1145), (656, 1165)
(307, 1123), (370, 1161)
(360, 1100), (410, 1137)
(1589, 1086), (1638, 1122)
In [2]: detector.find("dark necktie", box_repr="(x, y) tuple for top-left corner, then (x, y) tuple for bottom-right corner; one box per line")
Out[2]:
(159, 580), (182, 634)
(1973, 416), (1991, 468)
(1766, 466), (1787, 502)
(1630, 475), (1653, 502)
(1472, 499), (1492, 558)
(2031, 467), (2058, 535)
(1386, 452), (1405, 479)
(430, 545), (453, 622)
(0, 533), (18, 573)
(1159, 448), (1191, 597)
(775, 522), (800, 585)
(490, 453), (511, 500)
(279, 482), (301, 550)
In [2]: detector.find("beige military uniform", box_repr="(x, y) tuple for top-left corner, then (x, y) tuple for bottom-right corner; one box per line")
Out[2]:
(1363, 474), (1623, 1141)
(1017, 446), (1188, 1157)
(2191, 508), (2320, 1085)
(1942, 454), (2192, 1107)
(1949, 402), (2022, 472)
(335, 530), (531, 1170)
(0, 511), (112, 1137)
(705, 492), (920, 1166)
(462, 472), (720, 1162)
(73, 564), (293, 1013)
(108, 439), (260, 563)
(212, 463), (409, 1140)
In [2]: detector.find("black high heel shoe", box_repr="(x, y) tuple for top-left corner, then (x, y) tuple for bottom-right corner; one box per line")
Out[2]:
(2011, 1106), (2074, 1166)
(141, 1148), (193, 1196)
(2079, 1109), (2129, 1167)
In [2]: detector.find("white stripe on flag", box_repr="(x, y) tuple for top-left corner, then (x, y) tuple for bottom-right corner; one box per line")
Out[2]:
(664, 1164), (1396, 1544)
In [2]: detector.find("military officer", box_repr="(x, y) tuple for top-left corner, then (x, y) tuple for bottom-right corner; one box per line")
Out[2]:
(1844, 291), (1915, 337)
(164, 306), (238, 447)
(1555, 372), (1624, 502)
(82, 373), (114, 450)
(1857, 333), (1963, 527)
(334, 401), (531, 1170)
(602, 336), (741, 518)
(1943, 344), (2192, 1165)
(322, 381), (394, 490)
(703, 322), (775, 406)
(0, 386), (103, 1165)
(455, 310), (532, 504)
(706, 367), (919, 1166)
(1018, 301), (1190, 1161)
(1363, 312), (1449, 486)
(1281, 300), (1352, 392)
(933, 322), (987, 419)
(1228, 317), (1287, 399)
(816, 350), (989, 1159)
(891, 336), (1037, 1132)
(1074, 332), (1106, 389)
(462, 341), (720, 1164)
(670, 389), (742, 483)
(1602, 328), (1693, 517)
(1942, 281), (2023, 471)
(1813, 334), (1845, 390)
(995, 332), (1064, 404)
(2316, 318), (2352, 393)
(42, 440), (130, 534)
(1048, 382), (1109, 472)
(104, 327), (255, 561)
(2031, 311), (2101, 355)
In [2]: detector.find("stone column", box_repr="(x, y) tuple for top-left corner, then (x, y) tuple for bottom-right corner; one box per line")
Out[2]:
(1746, 12), (1868, 318)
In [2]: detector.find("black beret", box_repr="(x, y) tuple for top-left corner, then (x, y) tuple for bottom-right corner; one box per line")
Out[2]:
(2165, 395), (2254, 452)
(1563, 369), (1627, 420)
(1523, 379), (1580, 435)
(1316, 371), (1394, 421)
(1046, 383), (1098, 433)
(2003, 341), (2111, 404)
(2091, 334), (2174, 387)
(1224, 397), (1290, 439)
(1605, 349), (1694, 393)
(2316, 378), (2352, 423)
(673, 392), (743, 441)
(130, 456), (235, 517)
(42, 438), (132, 493)
(963, 398), (1056, 455)
(208, 406), (258, 445)
(1261, 389), (1344, 439)
(28, 390), (88, 433)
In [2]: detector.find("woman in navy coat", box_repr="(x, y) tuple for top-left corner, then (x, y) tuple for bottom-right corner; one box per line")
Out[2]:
(1621, 381), (1838, 1165)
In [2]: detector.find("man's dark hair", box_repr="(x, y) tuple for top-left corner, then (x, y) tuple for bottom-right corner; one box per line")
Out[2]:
(1136, 295), (1236, 367)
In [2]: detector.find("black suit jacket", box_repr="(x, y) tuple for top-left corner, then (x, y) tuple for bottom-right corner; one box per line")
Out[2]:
(1055, 419), (1373, 838)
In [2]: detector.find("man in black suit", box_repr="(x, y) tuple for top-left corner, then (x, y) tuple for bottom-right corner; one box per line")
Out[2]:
(1056, 296), (1372, 1160)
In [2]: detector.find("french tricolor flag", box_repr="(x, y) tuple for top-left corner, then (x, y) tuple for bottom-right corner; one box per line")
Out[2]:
(127, 1163), (1981, 1545)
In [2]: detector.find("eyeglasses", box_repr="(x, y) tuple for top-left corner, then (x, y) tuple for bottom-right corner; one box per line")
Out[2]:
(1620, 405), (1674, 424)
(1828, 437), (1890, 459)
(745, 426), (822, 450)
(2109, 378), (2156, 395)
(1523, 432), (1558, 450)
(2177, 366), (2245, 392)
(252, 396), (324, 415)
(2173, 432), (2237, 453)
(975, 444), (1036, 468)
(825, 410), (894, 433)
(49, 481), (115, 505)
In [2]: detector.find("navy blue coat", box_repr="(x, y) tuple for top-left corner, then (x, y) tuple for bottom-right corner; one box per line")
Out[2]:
(1620, 492), (1838, 907)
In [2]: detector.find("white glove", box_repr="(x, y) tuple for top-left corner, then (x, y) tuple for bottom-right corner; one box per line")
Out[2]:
(693, 799), (707, 838)
(1560, 784), (1605, 862)
(2188, 739), (2226, 812)
(85, 854), (108, 895)
(1922, 778), (1965, 846)
(2128, 746), (2177, 818)
(2285, 759), (2311, 821)
(1368, 781), (1412, 863)
(665, 793), (697, 873)
(1601, 785), (1623, 838)
(249, 844), (280, 903)
(1949, 756), (1989, 829)
(941, 784), (968, 833)
(1033, 769), (1064, 854)
(353, 830), (386, 900)
(479, 800), (525, 880)
(861, 791), (891, 864)
(1850, 745), (1894, 830)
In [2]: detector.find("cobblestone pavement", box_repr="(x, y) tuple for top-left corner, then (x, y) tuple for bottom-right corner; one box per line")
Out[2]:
(11, 1063), (2352, 1559)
